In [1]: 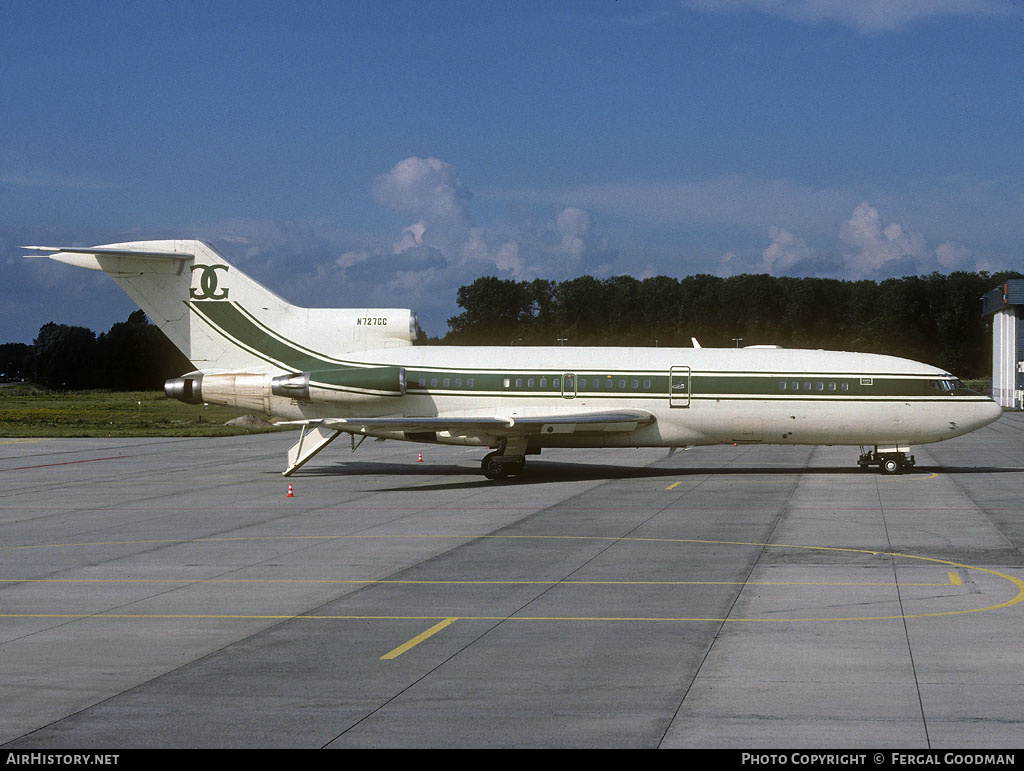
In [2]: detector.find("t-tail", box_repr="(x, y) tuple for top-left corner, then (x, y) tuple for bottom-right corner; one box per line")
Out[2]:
(23, 240), (419, 375)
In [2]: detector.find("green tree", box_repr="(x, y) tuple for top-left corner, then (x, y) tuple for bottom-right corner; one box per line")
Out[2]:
(31, 323), (99, 389)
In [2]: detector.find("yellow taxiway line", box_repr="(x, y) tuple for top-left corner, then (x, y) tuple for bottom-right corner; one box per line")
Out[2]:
(380, 617), (457, 659)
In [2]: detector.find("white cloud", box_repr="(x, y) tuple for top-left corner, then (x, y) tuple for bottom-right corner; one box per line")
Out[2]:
(373, 157), (471, 230)
(717, 201), (997, 280)
(716, 251), (743, 277)
(393, 221), (426, 254)
(935, 241), (971, 271)
(459, 226), (524, 276)
(0, 170), (115, 190)
(683, 0), (1009, 32)
(839, 201), (928, 277)
(762, 226), (817, 275)
(556, 207), (591, 261)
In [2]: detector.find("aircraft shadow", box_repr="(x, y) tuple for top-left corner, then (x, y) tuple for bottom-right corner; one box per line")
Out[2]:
(285, 461), (1024, 492)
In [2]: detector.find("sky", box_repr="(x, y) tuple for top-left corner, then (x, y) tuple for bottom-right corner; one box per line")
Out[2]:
(1, 0), (1022, 342)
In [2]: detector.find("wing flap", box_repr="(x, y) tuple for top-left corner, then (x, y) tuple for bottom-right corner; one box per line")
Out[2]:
(280, 409), (655, 437)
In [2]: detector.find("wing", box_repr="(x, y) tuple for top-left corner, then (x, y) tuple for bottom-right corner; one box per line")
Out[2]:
(282, 409), (655, 436)
(279, 409), (656, 476)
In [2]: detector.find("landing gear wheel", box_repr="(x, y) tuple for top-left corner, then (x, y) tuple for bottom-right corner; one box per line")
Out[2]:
(481, 452), (526, 479)
(482, 451), (509, 480)
(881, 457), (901, 475)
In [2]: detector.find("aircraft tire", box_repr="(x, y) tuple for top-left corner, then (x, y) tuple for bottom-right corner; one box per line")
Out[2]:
(881, 457), (901, 475)
(482, 452), (509, 480)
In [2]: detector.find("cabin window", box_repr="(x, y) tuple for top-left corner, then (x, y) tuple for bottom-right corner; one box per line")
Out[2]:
(803, 382), (811, 391)
(527, 378), (535, 388)
(467, 378), (474, 388)
(515, 378), (523, 388)
(418, 378), (426, 387)
(579, 378), (587, 388)
(816, 382), (824, 391)
(779, 381), (787, 390)
(619, 379), (626, 389)
(540, 377), (547, 388)
(553, 378), (560, 388)
(791, 381), (799, 391)
(841, 382), (849, 392)
(631, 379), (639, 389)
(454, 378), (462, 387)
(430, 377), (438, 387)
(606, 378), (613, 389)
(503, 378), (510, 388)
(643, 379), (651, 389)
(829, 382), (836, 391)
(442, 378), (450, 387)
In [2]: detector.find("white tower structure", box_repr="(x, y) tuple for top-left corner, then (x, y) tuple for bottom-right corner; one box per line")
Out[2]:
(982, 281), (1024, 409)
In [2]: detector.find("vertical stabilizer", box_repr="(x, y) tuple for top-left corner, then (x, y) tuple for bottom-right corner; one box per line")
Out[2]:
(24, 240), (418, 373)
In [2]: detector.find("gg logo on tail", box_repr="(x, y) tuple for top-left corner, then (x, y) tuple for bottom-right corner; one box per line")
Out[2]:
(190, 264), (230, 300)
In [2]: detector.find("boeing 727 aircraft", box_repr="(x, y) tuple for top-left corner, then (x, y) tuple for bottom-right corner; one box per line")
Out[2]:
(25, 240), (1003, 478)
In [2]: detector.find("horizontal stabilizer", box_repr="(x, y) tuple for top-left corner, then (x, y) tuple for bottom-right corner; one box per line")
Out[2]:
(22, 245), (194, 261)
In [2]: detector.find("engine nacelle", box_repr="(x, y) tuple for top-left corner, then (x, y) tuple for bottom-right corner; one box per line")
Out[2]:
(165, 372), (273, 412)
(166, 366), (406, 410)
(273, 367), (406, 402)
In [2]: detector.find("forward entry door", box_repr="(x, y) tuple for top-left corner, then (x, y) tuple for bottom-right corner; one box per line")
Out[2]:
(669, 366), (690, 408)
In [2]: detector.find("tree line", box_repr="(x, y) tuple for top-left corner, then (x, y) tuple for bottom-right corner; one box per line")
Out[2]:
(1, 310), (190, 390)
(442, 271), (1023, 379)
(3, 270), (1018, 389)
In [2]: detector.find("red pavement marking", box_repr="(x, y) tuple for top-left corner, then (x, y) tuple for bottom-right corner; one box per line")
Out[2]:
(1, 456), (130, 472)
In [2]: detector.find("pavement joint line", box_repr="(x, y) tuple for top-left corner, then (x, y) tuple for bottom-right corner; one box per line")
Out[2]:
(0, 611), (1012, 621)
(3, 533), (1021, 553)
(0, 578), (967, 587)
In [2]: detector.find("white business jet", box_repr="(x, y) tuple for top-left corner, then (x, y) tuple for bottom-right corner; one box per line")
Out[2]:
(25, 241), (1002, 478)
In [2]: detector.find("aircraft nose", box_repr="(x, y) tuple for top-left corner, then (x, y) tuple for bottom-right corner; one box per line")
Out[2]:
(983, 398), (1003, 424)
(973, 398), (1003, 430)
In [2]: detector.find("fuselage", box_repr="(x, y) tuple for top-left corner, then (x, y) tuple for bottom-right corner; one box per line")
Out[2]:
(264, 345), (1001, 450)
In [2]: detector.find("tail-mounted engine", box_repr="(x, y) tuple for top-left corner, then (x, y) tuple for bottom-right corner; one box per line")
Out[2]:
(165, 366), (406, 410)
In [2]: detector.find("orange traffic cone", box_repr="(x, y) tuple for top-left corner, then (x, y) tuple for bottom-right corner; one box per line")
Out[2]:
(417, 451), (423, 463)
(287, 483), (295, 497)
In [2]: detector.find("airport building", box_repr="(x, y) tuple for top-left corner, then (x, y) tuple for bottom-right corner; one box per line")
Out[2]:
(982, 279), (1024, 408)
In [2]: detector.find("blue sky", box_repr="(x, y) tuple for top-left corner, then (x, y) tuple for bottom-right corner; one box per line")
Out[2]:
(2, 0), (1022, 342)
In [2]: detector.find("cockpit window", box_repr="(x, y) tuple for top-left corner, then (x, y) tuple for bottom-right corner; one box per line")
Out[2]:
(929, 379), (964, 392)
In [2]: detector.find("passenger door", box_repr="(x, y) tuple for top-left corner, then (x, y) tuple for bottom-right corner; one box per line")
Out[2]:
(669, 366), (690, 408)
(561, 372), (576, 399)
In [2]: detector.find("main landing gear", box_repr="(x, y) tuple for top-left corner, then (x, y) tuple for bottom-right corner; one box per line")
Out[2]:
(481, 451), (526, 480)
(480, 437), (529, 480)
(857, 447), (916, 475)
